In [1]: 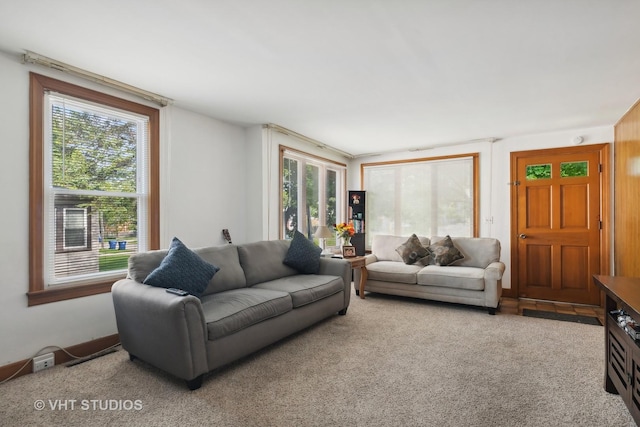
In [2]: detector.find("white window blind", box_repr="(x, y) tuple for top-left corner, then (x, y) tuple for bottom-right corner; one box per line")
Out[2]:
(43, 93), (150, 287)
(363, 156), (476, 247)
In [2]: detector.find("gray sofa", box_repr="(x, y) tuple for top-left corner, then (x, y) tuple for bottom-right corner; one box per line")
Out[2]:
(112, 239), (350, 390)
(355, 235), (504, 314)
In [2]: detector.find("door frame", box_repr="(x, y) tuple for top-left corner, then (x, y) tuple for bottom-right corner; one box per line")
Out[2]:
(505, 143), (611, 302)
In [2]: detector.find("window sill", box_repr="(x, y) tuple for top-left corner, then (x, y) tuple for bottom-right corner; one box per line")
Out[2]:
(27, 279), (121, 306)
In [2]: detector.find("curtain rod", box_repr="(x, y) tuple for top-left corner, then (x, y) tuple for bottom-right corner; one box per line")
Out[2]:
(263, 124), (354, 159)
(22, 50), (172, 107)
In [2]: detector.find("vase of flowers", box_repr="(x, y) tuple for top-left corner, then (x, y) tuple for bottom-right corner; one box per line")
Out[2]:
(334, 222), (355, 247)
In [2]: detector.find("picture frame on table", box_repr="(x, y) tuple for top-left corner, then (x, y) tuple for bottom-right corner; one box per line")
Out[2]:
(342, 245), (356, 258)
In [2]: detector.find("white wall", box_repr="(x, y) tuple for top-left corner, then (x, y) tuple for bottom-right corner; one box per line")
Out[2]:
(0, 51), (248, 364)
(161, 106), (247, 248)
(348, 126), (614, 289)
(244, 125), (269, 242)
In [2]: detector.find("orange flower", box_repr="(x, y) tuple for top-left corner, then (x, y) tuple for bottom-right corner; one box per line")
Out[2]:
(334, 222), (355, 238)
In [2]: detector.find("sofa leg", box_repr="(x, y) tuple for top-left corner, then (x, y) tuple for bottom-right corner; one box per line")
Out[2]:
(355, 289), (360, 296)
(487, 307), (496, 315)
(338, 307), (348, 315)
(186, 375), (204, 390)
(129, 353), (137, 361)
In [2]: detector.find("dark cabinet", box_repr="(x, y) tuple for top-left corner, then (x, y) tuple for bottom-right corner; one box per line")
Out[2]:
(348, 191), (365, 256)
(593, 275), (640, 425)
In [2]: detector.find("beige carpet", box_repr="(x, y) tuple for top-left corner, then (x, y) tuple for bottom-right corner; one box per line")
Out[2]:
(0, 290), (636, 427)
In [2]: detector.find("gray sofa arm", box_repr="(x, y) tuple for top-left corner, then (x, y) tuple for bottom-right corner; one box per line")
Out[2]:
(111, 279), (209, 381)
(483, 261), (505, 309)
(318, 257), (351, 309)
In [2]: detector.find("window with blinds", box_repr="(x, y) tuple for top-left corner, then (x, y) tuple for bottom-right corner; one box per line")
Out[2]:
(362, 154), (478, 247)
(43, 93), (149, 286)
(29, 73), (159, 305)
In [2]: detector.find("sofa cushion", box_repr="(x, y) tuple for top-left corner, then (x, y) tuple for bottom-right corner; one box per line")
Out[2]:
(366, 261), (423, 284)
(143, 237), (219, 298)
(425, 235), (464, 266)
(128, 248), (169, 283)
(396, 234), (431, 265)
(238, 240), (298, 286)
(201, 288), (293, 340)
(417, 265), (485, 291)
(372, 235), (431, 262)
(431, 236), (501, 268)
(283, 230), (322, 274)
(196, 245), (247, 296)
(253, 274), (343, 308)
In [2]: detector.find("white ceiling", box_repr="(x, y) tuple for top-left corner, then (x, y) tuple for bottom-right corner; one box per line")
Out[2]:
(1, 0), (640, 157)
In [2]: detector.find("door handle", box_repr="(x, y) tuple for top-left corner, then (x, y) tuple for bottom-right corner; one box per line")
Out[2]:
(519, 234), (527, 239)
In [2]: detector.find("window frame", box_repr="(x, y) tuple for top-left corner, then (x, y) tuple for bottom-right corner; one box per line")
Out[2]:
(279, 145), (347, 241)
(360, 153), (480, 246)
(60, 206), (89, 252)
(28, 73), (160, 306)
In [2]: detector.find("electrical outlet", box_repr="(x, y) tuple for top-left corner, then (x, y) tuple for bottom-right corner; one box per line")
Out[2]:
(33, 353), (55, 372)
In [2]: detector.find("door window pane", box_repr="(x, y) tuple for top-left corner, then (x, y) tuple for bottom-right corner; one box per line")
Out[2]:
(560, 161), (588, 177)
(526, 164), (552, 180)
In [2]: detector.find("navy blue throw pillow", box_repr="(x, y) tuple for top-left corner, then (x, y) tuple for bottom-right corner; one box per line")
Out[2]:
(143, 237), (219, 298)
(283, 230), (322, 274)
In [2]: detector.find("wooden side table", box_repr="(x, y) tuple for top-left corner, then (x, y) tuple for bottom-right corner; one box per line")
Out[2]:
(343, 256), (368, 299)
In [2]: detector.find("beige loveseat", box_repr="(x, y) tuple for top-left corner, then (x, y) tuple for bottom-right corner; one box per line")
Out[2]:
(355, 235), (504, 314)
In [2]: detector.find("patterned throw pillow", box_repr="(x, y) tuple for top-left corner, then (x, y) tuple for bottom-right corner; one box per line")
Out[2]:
(396, 234), (431, 265)
(283, 230), (322, 274)
(426, 235), (464, 266)
(143, 237), (220, 298)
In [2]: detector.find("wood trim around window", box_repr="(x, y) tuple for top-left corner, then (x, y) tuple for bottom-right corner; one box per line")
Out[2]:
(27, 73), (160, 306)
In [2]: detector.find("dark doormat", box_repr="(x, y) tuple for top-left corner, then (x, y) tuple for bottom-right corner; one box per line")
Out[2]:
(522, 309), (602, 326)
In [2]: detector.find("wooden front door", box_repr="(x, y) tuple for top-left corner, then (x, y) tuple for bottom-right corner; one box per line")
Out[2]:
(511, 145), (607, 305)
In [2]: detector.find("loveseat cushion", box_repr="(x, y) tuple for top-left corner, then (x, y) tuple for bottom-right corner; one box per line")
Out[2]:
(430, 236), (500, 268)
(396, 234), (431, 265)
(238, 240), (298, 286)
(372, 235), (431, 262)
(253, 274), (343, 308)
(201, 288), (292, 340)
(417, 265), (485, 291)
(425, 235), (464, 266)
(366, 261), (423, 284)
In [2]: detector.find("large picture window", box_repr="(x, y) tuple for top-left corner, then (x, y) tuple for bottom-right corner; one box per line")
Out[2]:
(362, 154), (478, 247)
(280, 146), (346, 245)
(29, 73), (159, 306)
